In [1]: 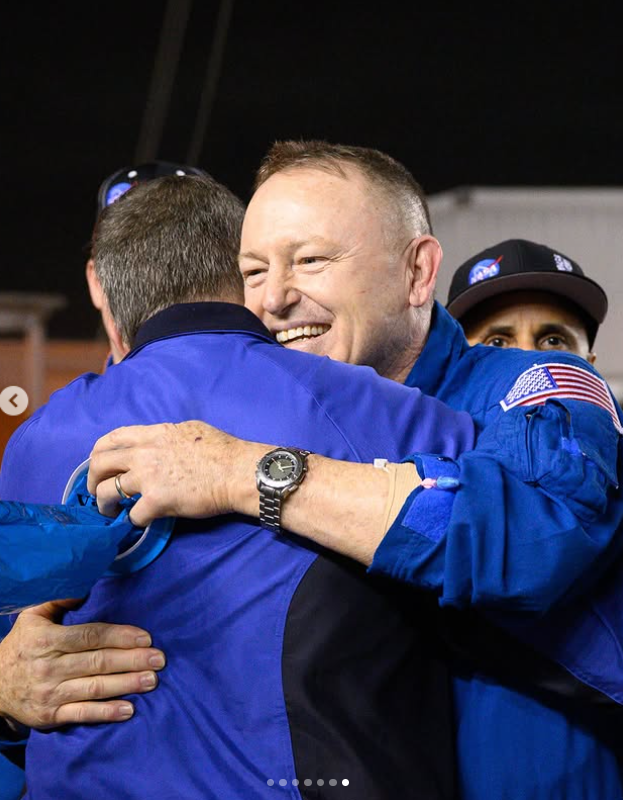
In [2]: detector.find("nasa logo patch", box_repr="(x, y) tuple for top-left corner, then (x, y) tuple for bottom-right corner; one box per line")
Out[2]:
(468, 256), (503, 285)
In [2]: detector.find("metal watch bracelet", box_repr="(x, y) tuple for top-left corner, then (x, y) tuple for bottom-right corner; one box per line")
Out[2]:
(258, 487), (284, 533)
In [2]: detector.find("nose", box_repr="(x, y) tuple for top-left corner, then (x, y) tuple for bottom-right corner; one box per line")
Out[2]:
(517, 332), (536, 352)
(260, 267), (302, 317)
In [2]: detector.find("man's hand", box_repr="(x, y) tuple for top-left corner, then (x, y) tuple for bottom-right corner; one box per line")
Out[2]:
(87, 421), (400, 566)
(88, 421), (266, 527)
(0, 599), (165, 729)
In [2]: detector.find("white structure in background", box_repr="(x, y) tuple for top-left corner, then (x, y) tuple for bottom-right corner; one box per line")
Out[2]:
(428, 187), (623, 398)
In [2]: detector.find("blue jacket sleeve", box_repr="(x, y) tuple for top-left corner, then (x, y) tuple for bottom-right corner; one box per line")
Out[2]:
(0, 501), (137, 613)
(371, 383), (623, 616)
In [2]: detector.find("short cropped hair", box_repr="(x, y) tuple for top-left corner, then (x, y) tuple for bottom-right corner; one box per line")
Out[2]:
(254, 140), (433, 240)
(92, 175), (245, 345)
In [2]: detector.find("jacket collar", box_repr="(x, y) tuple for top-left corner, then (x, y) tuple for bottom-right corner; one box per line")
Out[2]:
(131, 302), (275, 353)
(404, 302), (470, 394)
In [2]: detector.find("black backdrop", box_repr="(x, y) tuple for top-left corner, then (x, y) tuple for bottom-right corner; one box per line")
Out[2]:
(2, 2), (620, 338)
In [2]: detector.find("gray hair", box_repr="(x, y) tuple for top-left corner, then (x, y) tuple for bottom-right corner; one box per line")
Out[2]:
(92, 174), (245, 345)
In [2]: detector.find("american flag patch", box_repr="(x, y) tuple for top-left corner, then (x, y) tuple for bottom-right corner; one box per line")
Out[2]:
(500, 363), (623, 433)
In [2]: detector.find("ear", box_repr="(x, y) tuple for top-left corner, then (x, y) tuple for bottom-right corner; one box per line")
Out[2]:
(102, 307), (130, 364)
(85, 259), (129, 363)
(405, 235), (443, 308)
(85, 259), (104, 310)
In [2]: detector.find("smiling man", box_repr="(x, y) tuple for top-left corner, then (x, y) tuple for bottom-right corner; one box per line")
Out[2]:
(446, 239), (606, 363)
(239, 145), (435, 383)
(90, 141), (623, 800)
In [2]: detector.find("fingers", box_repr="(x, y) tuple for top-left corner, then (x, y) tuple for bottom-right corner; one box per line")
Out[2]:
(56, 646), (166, 680)
(45, 621), (155, 653)
(91, 425), (163, 456)
(92, 458), (170, 526)
(0, 616), (164, 730)
(87, 433), (164, 500)
(27, 669), (161, 728)
(124, 496), (156, 528)
(87, 419), (229, 521)
(94, 475), (126, 518)
(91, 421), (214, 457)
(53, 700), (137, 726)
(87, 449), (132, 495)
(93, 473), (157, 527)
(54, 668), (160, 707)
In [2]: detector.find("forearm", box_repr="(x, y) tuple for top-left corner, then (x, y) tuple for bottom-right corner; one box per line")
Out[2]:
(88, 422), (421, 563)
(287, 456), (405, 564)
(365, 390), (623, 616)
(230, 443), (394, 564)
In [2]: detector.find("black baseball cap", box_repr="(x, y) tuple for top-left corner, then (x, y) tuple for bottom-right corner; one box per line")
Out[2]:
(446, 239), (608, 347)
(96, 160), (208, 214)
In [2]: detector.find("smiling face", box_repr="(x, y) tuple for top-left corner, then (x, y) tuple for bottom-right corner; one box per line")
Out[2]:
(461, 290), (596, 363)
(240, 166), (438, 381)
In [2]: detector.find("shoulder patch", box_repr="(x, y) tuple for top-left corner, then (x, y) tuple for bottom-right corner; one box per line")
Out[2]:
(500, 362), (623, 433)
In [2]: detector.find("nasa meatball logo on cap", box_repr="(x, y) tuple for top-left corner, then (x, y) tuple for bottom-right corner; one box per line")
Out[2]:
(468, 256), (503, 285)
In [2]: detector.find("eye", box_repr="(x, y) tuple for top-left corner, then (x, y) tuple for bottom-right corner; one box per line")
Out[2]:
(483, 336), (510, 348)
(297, 255), (326, 268)
(539, 334), (569, 350)
(240, 266), (266, 287)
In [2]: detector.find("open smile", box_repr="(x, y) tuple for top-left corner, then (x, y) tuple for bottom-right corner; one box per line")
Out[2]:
(275, 324), (331, 344)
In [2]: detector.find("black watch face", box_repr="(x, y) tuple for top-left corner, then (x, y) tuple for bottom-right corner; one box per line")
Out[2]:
(267, 454), (297, 480)
(259, 450), (304, 488)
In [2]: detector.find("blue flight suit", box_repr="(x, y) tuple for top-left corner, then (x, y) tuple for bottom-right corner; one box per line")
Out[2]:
(0, 611), (24, 800)
(0, 302), (475, 800)
(371, 302), (623, 800)
(0, 746), (23, 800)
(3, 301), (622, 799)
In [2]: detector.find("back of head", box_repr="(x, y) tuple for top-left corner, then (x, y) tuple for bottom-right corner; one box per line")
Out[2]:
(92, 174), (245, 346)
(254, 139), (433, 239)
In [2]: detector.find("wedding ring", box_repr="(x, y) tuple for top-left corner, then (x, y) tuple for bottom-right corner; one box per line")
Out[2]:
(115, 472), (131, 500)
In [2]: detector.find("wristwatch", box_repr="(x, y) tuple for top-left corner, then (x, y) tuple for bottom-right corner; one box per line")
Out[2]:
(256, 447), (311, 533)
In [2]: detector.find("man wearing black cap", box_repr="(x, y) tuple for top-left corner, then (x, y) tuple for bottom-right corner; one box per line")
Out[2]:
(87, 160), (208, 365)
(446, 239), (607, 364)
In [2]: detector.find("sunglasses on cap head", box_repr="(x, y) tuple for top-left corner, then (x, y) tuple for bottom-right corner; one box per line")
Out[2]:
(96, 161), (208, 213)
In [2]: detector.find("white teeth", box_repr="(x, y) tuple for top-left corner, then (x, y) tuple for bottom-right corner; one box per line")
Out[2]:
(275, 324), (329, 344)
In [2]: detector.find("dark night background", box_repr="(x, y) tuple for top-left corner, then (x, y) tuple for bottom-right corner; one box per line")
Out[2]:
(1, 2), (621, 340)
